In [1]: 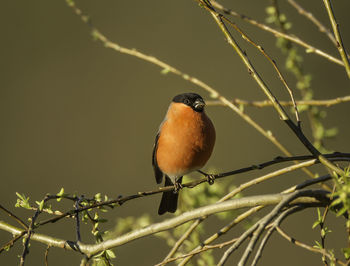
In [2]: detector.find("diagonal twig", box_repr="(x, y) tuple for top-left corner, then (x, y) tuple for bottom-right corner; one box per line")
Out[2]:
(276, 226), (346, 265)
(251, 205), (304, 266)
(323, 0), (350, 78)
(0, 204), (28, 230)
(210, 0), (344, 66)
(287, 0), (336, 46)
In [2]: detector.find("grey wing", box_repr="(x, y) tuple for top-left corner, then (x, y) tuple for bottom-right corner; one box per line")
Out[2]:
(152, 133), (163, 184)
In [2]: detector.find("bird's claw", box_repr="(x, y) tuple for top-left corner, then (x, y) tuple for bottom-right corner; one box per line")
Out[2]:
(206, 174), (215, 185)
(173, 182), (183, 194)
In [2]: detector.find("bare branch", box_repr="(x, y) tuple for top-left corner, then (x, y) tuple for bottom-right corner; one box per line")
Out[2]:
(287, 0), (336, 46)
(276, 226), (346, 265)
(177, 172), (332, 265)
(0, 231), (26, 254)
(210, 0), (344, 66)
(206, 95), (350, 107)
(34, 153), (345, 226)
(251, 206), (304, 266)
(218, 190), (328, 265)
(0, 204), (28, 230)
(323, 0), (350, 78)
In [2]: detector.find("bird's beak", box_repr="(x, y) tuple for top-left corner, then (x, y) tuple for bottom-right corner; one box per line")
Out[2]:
(194, 98), (205, 111)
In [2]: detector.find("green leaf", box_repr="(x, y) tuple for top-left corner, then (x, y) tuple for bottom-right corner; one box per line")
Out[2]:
(312, 220), (320, 229)
(36, 200), (44, 212)
(317, 208), (321, 220)
(161, 68), (170, 75)
(15, 192), (31, 209)
(342, 247), (350, 259)
(106, 249), (116, 259)
(314, 240), (322, 249)
(265, 6), (276, 15)
(324, 127), (338, 138)
(56, 188), (65, 202)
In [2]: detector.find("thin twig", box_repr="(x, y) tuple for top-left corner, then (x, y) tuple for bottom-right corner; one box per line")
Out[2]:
(44, 245), (50, 266)
(0, 204), (28, 229)
(156, 237), (239, 265)
(276, 226), (346, 265)
(0, 231), (26, 254)
(318, 185), (336, 265)
(220, 12), (300, 122)
(210, 0), (344, 66)
(20, 194), (54, 266)
(163, 219), (202, 261)
(206, 95), (350, 107)
(287, 0), (336, 46)
(323, 0), (350, 78)
(176, 206), (264, 266)
(251, 206), (304, 266)
(75, 200), (82, 242)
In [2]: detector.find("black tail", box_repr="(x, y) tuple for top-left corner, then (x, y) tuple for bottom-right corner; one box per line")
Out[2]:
(158, 176), (182, 215)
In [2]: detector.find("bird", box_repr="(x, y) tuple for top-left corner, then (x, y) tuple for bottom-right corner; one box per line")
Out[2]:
(152, 92), (216, 215)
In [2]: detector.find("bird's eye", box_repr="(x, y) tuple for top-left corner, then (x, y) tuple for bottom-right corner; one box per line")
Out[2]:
(184, 99), (191, 105)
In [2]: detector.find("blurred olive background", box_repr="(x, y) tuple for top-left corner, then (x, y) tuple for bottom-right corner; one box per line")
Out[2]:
(1, 0), (349, 265)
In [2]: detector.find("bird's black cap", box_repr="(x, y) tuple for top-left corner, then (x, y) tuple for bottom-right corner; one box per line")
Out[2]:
(172, 93), (205, 112)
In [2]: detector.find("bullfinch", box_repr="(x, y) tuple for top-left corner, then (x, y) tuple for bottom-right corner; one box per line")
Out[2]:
(152, 93), (216, 215)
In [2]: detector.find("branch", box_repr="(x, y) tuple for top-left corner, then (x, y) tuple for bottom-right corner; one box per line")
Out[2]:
(0, 204), (28, 229)
(20, 194), (54, 266)
(287, 0), (337, 46)
(210, 0), (344, 66)
(175, 206), (264, 266)
(0, 231), (26, 254)
(206, 95), (350, 107)
(172, 174), (333, 266)
(0, 190), (329, 258)
(217, 190), (328, 265)
(218, 9), (300, 122)
(35, 154), (350, 226)
(251, 205), (304, 266)
(276, 226), (346, 265)
(323, 0), (350, 78)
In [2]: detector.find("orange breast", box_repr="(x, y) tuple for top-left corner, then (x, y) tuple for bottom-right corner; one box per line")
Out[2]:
(156, 103), (215, 178)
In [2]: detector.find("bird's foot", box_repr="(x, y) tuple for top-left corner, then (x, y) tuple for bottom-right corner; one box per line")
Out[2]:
(206, 174), (215, 185)
(173, 181), (183, 194)
(197, 170), (215, 185)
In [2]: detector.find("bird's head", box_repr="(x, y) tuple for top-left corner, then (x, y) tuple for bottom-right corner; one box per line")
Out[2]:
(172, 93), (205, 112)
